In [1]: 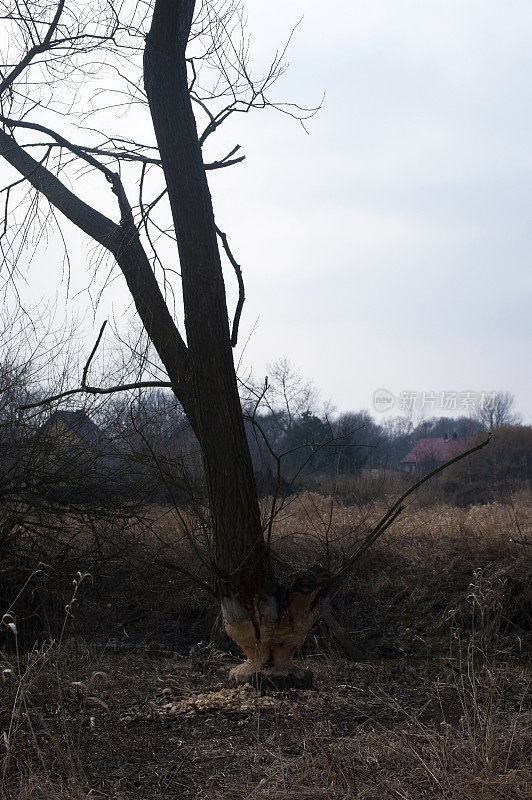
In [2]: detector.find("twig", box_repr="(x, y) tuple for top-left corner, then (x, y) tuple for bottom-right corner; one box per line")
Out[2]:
(81, 321), (107, 387)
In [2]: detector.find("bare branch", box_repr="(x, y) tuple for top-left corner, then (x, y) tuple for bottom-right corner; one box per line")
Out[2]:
(17, 381), (174, 411)
(325, 434), (493, 587)
(0, 124), (195, 420)
(0, 0), (66, 96)
(17, 318), (174, 411)
(0, 125), (118, 247)
(216, 225), (244, 347)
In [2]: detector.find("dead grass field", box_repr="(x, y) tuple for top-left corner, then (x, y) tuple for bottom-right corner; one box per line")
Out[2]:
(1, 497), (530, 799)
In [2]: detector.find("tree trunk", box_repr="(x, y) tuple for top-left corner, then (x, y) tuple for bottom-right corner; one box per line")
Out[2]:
(144, 0), (268, 599)
(0, 0), (323, 685)
(142, 2), (321, 684)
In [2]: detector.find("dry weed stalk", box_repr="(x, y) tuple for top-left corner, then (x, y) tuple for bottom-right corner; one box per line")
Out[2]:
(1, 574), (94, 800)
(447, 569), (528, 767)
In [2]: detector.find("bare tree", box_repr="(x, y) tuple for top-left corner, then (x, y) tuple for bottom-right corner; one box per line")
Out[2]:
(475, 391), (521, 430)
(260, 359), (319, 434)
(0, 0), (490, 686)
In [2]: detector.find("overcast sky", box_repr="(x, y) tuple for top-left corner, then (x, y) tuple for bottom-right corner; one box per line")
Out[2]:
(207, 0), (532, 423)
(3, 0), (532, 423)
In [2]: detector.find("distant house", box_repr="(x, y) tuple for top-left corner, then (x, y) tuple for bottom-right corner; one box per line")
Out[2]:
(36, 410), (200, 505)
(34, 410), (116, 502)
(37, 410), (113, 455)
(400, 434), (471, 472)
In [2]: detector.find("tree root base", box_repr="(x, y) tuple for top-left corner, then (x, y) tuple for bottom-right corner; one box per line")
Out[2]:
(229, 662), (313, 691)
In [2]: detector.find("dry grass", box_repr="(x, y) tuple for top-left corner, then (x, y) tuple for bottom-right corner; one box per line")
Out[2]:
(1, 641), (529, 799)
(270, 490), (531, 546)
(1, 499), (530, 798)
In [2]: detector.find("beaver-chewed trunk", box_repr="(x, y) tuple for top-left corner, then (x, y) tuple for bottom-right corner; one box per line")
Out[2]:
(221, 589), (321, 689)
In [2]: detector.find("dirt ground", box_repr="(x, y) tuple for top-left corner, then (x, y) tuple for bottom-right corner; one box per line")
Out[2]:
(1, 642), (530, 800)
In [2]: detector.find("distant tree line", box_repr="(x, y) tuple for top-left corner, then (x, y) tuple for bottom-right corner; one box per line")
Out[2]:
(0, 340), (529, 514)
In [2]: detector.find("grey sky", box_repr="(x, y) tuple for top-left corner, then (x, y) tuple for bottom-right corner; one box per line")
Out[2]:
(2, 0), (531, 423)
(206, 0), (532, 421)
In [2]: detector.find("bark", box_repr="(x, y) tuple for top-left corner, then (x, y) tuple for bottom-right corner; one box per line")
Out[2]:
(143, 4), (323, 677)
(143, 0), (268, 598)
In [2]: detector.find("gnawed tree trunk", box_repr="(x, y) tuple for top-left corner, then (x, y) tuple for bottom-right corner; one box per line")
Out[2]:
(143, 0), (319, 685)
(222, 590), (322, 688)
(0, 0), (321, 686)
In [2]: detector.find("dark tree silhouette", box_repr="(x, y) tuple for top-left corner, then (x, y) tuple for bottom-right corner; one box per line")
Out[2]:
(0, 0), (489, 686)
